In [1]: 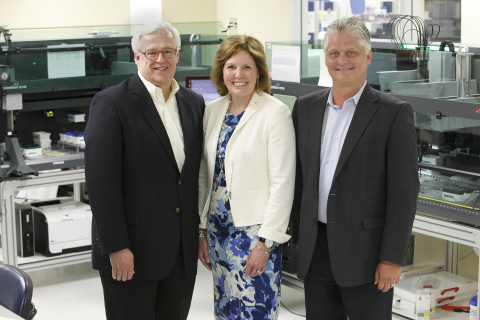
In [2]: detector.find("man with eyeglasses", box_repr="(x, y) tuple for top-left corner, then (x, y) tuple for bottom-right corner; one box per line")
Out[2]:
(85, 22), (205, 320)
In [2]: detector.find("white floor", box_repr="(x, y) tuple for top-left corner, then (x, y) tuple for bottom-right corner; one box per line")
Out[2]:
(26, 261), (306, 320)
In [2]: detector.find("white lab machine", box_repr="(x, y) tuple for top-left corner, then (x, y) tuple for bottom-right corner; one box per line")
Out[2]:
(33, 201), (92, 256)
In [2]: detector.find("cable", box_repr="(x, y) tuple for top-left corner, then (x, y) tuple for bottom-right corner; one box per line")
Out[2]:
(388, 15), (440, 50)
(280, 301), (306, 318)
(16, 113), (43, 137)
(459, 250), (475, 261)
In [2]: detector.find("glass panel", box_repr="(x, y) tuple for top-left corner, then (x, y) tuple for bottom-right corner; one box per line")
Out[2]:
(425, 0), (461, 42)
(0, 23), (227, 96)
(417, 111), (480, 210)
(266, 40), (322, 85)
(305, 0), (461, 41)
(266, 37), (480, 104)
(298, 1), (472, 102)
(1, 25), (142, 42)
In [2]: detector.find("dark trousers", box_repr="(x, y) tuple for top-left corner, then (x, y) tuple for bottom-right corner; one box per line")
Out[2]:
(99, 245), (196, 320)
(304, 222), (393, 320)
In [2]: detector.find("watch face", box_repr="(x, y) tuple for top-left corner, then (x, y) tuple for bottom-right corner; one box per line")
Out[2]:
(264, 239), (274, 248)
(259, 237), (274, 248)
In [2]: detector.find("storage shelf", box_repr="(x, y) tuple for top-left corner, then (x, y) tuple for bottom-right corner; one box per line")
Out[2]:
(393, 301), (470, 320)
(0, 168), (87, 271)
(18, 251), (91, 272)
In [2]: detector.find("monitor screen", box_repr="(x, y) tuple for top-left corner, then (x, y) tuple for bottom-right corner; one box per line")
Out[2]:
(382, 1), (393, 13)
(186, 76), (222, 106)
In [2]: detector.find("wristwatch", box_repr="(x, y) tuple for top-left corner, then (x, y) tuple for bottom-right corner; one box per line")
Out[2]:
(259, 237), (274, 249)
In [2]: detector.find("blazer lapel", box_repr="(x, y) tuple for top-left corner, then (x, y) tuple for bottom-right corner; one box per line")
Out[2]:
(176, 88), (194, 175)
(129, 74), (179, 171)
(230, 92), (262, 139)
(307, 90), (328, 188)
(208, 97), (230, 163)
(331, 85), (378, 185)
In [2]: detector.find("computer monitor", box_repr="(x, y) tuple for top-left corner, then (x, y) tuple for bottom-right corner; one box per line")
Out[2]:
(186, 76), (222, 105)
(382, 1), (393, 13)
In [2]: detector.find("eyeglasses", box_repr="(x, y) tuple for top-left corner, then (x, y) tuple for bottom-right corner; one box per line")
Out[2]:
(139, 48), (177, 60)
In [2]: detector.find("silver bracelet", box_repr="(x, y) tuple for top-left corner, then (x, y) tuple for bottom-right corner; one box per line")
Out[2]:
(256, 245), (270, 255)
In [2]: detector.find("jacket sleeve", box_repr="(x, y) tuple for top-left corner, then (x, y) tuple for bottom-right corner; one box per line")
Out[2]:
(85, 93), (130, 255)
(258, 103), (296, 243)
(379, 103), (419, 265)
(198, 105), (210, 229)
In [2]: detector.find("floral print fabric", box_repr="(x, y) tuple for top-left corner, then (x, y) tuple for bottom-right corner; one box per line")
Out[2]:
(206, 110), (282, 320)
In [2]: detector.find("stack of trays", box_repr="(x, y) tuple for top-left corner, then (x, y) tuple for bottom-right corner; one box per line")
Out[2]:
(393, 271), (477, 316)
(33, 131), (51, 148)
(21, 144), (42, 158)
(67, 112), (85, 122)
(59, 131), (85, 146)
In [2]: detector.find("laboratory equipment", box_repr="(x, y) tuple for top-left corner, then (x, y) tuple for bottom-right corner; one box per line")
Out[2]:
(32, 200), (92, 257)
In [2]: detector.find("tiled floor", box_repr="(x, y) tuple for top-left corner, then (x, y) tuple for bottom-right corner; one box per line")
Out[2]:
(27, 261), (306, 320)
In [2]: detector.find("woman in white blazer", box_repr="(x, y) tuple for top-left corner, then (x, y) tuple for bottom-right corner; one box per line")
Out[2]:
(197, 35), (295, 320)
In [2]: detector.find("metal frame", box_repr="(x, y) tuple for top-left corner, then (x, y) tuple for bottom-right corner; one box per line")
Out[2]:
(270, 80), (480, 121)
(0, 169), (89, 272)
(0, 40), (223, 55)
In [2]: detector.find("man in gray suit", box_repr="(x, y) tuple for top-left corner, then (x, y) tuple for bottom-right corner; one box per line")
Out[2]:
(291, 17), (419, 319)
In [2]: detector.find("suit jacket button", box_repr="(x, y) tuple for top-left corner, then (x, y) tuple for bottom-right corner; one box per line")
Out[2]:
(176, 208), (181, 213)
(178, 180), (182, 185)
(313, 221), (317, 226)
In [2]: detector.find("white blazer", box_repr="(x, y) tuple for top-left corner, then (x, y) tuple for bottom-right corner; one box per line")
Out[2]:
(198, 92), (295, 243)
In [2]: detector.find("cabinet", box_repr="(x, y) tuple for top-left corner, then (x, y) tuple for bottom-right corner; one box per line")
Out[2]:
(0, 169), (89, 272)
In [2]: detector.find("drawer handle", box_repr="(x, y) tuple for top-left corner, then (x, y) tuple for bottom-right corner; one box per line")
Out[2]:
(438, 296), (455, 304)
(441, 287), (459, 295)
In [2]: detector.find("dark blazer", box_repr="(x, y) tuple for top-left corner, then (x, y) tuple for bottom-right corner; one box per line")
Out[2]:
(85, 73), (205, 280)
(291, 84), (419, 287)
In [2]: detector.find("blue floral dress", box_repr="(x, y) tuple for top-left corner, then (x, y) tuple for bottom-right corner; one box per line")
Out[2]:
(206, 109), (282, 320)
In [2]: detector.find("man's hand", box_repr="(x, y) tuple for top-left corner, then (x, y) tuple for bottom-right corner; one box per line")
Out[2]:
(375, 260), (401, 292)
(109, 248), (135, 281)
(244, 242), (270, 278)
(198, 235), (212, 271)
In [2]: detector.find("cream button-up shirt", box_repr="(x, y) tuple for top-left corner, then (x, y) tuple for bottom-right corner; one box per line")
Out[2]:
(138, 71), (185, 172)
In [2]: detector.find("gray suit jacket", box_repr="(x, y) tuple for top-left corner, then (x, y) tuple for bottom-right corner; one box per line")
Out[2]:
(291, 84), (419, 287)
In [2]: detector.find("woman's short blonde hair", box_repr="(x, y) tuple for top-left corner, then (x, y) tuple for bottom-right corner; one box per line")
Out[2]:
(210, 35), (270, 96)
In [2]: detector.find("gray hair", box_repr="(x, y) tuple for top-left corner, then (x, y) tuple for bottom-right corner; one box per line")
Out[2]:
(324, 17), (371, 54)
(131, 22), (181, 54)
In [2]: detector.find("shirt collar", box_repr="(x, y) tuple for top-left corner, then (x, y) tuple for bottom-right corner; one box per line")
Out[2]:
(138, 71), (179, 103)
(326, 81), (368, 108)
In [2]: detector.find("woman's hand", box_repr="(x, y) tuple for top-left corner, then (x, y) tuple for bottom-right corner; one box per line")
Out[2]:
(244, 241), (270, 277)
(198, 231), (212, 271)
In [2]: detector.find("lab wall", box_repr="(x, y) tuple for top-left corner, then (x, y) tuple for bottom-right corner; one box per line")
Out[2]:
(162, 0), (217, 23)
(461, 0), (480, 45)
(0, 0), (131, 29)
(216, 0), (292, 48)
